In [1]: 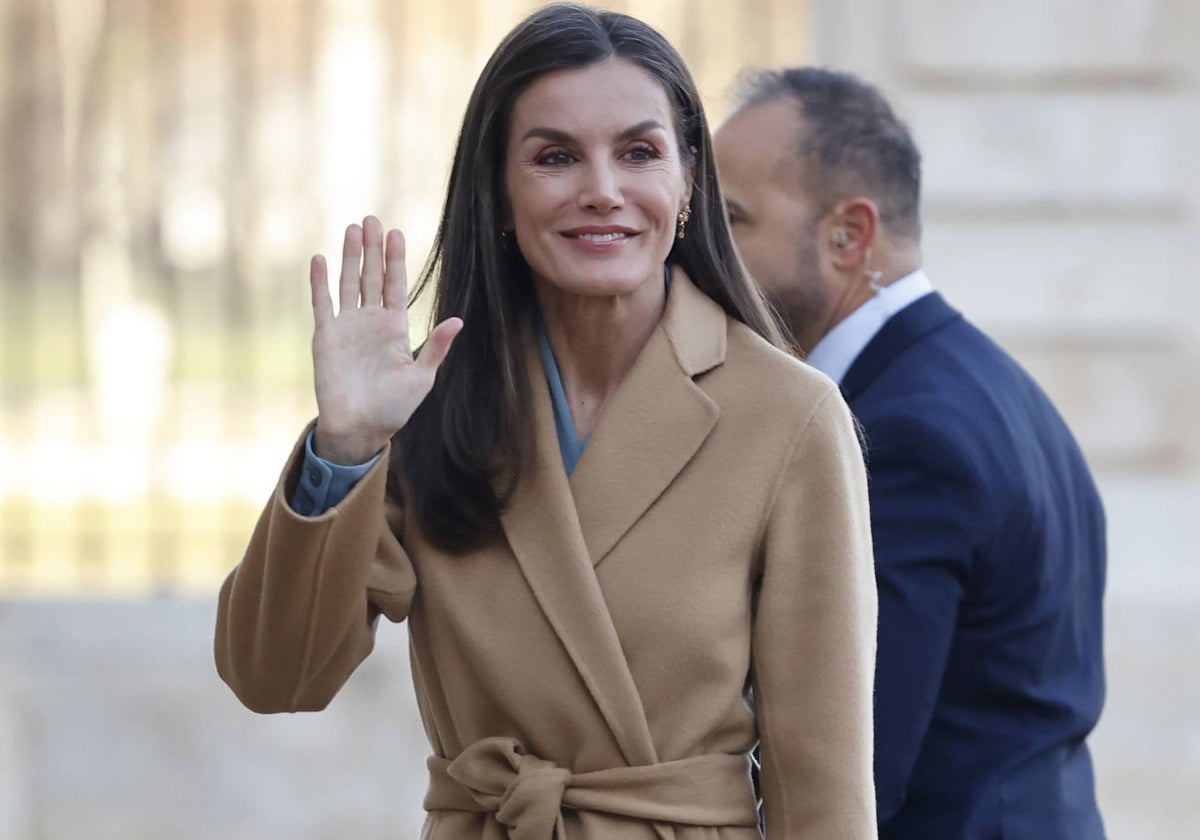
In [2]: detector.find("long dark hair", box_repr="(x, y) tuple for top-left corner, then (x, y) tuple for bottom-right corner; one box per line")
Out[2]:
(395, 3), (783, 550)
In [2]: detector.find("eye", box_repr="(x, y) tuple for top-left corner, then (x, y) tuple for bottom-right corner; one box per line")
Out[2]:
(535, 149), (574, 166)
(624, 143), (660, 162)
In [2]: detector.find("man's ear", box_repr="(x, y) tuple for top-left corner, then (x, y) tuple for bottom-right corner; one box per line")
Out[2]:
(827, 197), (879, 269)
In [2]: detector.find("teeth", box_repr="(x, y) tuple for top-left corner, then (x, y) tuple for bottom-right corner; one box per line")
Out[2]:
(576, 232), (628, 242)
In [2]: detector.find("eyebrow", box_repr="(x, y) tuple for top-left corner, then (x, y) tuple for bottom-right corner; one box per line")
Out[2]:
(724, 198), (749, 218)
(521, 119), (668, 144)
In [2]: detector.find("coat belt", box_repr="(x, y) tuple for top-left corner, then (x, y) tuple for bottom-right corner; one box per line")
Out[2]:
(424, 736), (759, 839)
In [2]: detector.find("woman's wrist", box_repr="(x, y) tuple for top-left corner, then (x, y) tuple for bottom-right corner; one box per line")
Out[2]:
(312, 422), (390, 465)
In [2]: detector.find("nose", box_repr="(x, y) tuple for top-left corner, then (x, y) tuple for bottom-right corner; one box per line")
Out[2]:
(578, 159), (623, 212)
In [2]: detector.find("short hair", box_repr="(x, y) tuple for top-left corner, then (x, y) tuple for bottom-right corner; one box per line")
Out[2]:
(734, 67), (922, 239)
(398, 3), (782, 550)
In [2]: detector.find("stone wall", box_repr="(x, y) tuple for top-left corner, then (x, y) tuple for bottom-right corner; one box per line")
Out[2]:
(814, 0), (1200, 470)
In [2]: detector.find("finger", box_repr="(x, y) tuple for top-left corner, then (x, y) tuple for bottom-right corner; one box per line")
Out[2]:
(415, 317), (464, 376)
(382, 228), (408, 311)
(361, 215), (384, 306)
(310, 254), (333, 324)
(339, 223), (363, 313)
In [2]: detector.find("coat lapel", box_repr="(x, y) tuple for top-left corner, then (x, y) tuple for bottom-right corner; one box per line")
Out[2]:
(498, 326), (660, 768)
(568, 269), (723, 567)
(840, 291), (961, 401)
(496, 270), (727, 773)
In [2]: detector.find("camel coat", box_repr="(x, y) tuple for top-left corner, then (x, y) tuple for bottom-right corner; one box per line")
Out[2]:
(215, 270), (878, 840)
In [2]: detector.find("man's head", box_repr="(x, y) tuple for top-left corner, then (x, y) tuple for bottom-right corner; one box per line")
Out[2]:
(714, 67), (923, 352)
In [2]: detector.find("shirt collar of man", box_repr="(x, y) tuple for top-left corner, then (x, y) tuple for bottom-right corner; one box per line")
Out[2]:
(805, 269), (934, 384)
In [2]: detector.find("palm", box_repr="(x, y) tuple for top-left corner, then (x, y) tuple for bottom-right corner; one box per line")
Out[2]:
(309, 217), (462, 464)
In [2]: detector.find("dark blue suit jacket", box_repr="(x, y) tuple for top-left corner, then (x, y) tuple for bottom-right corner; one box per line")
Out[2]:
(843, 293), (1106, 839)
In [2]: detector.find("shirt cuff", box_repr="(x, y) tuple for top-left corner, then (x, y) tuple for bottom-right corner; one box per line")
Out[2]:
(289, 429), (382, 516)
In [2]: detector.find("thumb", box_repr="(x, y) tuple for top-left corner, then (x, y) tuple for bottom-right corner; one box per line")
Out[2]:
(416, 317), (464, 374)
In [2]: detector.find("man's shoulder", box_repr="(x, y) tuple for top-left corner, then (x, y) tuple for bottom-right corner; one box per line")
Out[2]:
(850, 306), (1094, 500)
(849, 314), (1021, 465)
(853, 306), (1023, 414)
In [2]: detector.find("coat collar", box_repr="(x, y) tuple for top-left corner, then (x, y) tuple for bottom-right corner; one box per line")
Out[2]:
(839, 291), (961, 402)
(569, 267), (724, 565)
(496, 267), (725, 768)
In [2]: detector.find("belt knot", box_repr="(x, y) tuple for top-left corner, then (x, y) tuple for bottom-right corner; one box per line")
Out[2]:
(446, 737), (570, 840)
(425, 736), (759, 838)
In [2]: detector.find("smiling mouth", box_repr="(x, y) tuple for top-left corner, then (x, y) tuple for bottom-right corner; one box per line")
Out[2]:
(564, 231), (634, 242)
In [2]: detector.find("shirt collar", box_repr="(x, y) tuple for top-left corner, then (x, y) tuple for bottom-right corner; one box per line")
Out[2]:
(804, 269), (934, 384)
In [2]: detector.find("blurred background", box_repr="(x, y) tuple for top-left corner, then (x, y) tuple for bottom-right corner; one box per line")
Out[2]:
(0, 0), (1197, 837)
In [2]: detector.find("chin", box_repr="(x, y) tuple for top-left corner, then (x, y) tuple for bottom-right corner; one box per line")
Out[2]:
(534, 261), (664, 299)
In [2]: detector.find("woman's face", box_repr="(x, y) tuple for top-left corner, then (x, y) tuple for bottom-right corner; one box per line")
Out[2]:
(504, 58), (694, 300)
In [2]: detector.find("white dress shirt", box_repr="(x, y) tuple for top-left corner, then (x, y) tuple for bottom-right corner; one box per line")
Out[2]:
(804, 269), (934, 384)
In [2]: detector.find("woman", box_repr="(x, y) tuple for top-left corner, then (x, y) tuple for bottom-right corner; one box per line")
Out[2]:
(215, 4), (877, 838)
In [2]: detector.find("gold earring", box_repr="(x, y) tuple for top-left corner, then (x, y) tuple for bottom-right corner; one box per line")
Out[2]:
(676, 205), (691, 240)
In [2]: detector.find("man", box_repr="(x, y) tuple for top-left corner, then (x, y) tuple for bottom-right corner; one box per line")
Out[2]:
(714, 68), (1106, 839)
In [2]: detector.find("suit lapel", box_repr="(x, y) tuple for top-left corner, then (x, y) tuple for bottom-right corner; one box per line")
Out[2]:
(498, 327), (660, 768)
(568, 269), (724, 567)
(841, 292), (961, 401)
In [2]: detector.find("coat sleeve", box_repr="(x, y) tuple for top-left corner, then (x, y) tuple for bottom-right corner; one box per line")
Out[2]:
(754, 388), (878, 840)
(864, 411), (980, 822)
(214, 424), (417, 714)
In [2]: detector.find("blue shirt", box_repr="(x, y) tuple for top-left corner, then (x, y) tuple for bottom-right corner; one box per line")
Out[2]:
(289, 430), (380, 517)
(534, 314), (588, 476)
(805, 270), (933, 384)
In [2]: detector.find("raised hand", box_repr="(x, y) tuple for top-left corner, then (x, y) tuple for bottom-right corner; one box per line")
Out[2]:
(309, 216), (462, 464)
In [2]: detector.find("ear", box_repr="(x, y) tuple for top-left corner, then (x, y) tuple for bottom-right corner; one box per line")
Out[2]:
(825, 197), (879, 270)
(680, 148), (697, 211)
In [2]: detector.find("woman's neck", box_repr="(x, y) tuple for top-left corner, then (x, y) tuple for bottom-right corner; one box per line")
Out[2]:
(535, 272), (667, 440)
